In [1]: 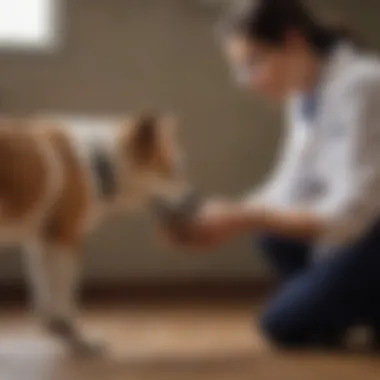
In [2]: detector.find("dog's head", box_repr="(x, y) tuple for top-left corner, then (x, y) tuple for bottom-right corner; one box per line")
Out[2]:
(118, 113), (191, 208)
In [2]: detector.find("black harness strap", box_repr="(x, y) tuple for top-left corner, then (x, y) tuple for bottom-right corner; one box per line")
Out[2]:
(90, 147), (118, 201)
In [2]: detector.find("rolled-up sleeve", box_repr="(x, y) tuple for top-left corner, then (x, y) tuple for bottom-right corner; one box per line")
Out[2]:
(313, 73), (380, 244)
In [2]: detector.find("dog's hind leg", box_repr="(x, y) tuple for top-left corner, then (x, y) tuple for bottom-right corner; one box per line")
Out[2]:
(24, 238), (105, 356)
(23, 239), (55, 322)
(46, 244), (105, 355)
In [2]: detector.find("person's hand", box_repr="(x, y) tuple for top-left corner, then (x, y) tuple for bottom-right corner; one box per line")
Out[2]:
(193, 198), (244, 245)
(160, 198), (247, 250)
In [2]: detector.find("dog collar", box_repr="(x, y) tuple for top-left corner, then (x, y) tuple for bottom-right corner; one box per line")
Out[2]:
(90, 146), (118, 201)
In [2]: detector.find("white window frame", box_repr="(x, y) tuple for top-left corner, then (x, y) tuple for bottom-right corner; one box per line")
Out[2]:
(0, 0), (62, 53)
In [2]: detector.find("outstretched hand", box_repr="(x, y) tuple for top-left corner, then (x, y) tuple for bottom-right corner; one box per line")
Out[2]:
(159, 198), (247, 250)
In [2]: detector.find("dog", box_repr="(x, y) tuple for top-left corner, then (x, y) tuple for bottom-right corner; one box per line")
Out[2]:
(0, 113), (191, 354)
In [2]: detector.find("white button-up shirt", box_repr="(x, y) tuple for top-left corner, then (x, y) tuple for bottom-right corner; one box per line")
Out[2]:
(249, 42), (380, 250)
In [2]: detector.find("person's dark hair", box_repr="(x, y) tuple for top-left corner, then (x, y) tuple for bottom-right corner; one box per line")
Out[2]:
(220, 0), (356, 56)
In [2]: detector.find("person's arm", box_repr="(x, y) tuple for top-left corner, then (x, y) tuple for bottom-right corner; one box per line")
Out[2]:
(166, 73), (380, 248)
(236, 204), (324, 240)
(169, 100), (326, 245)
(183, 198), (324, 247)
(240, 72), (380, 244)
(235, 98), (325, 240)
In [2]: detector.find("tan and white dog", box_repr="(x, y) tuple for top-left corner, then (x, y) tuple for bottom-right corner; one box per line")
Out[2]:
(0, 114), (189, 354)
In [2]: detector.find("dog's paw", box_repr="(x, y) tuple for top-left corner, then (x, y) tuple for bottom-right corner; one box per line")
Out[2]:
(70, 337), (108, 358)
(44, 318), (107, 358)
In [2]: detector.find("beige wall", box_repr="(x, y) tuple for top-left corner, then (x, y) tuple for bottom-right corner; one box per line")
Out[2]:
(0, 0), (379, 282)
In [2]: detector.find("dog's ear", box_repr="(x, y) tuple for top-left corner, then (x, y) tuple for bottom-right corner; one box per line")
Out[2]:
(128, 114), (158, 163)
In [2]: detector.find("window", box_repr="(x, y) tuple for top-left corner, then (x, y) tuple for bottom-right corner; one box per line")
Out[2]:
(0, 0), (60, 51)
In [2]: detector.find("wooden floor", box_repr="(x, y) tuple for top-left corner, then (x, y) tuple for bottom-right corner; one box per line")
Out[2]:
(0, 300), (380, 380)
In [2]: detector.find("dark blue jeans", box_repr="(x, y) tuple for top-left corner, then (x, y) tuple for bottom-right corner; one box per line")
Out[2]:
(257, 222), (380, 348)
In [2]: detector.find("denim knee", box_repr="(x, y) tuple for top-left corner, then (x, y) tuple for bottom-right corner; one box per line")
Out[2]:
(259, 301), (345, 349)
(259, 304), (308, 348)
